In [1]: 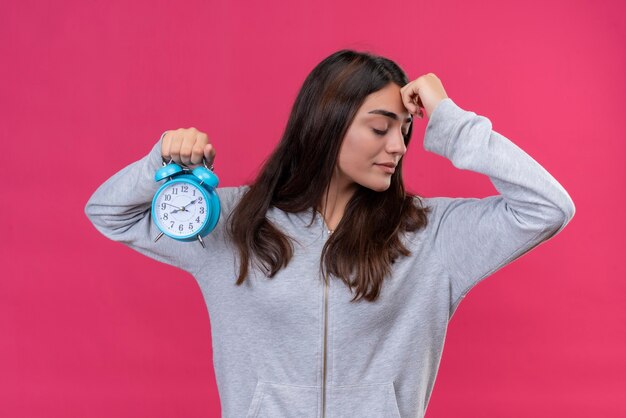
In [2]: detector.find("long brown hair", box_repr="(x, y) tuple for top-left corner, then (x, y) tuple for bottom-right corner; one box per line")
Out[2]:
(225, 49), (432, 302)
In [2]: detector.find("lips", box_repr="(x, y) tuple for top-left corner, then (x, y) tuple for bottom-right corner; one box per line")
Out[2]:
(375, 163), (396, 174)
(376, 162), (396, 168)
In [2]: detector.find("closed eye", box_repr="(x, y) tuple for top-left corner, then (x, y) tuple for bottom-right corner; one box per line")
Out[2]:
(372, 128), (409, 137)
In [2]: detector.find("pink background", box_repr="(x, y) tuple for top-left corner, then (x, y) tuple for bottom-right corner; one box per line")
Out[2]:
(2, 0), (624, 416)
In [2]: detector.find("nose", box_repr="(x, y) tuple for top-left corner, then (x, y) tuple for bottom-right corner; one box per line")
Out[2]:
(385, 129), (407, 157)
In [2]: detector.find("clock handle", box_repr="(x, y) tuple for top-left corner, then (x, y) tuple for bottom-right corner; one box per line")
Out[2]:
(199, 156), (215, 171)
(161, 156), (214, 172)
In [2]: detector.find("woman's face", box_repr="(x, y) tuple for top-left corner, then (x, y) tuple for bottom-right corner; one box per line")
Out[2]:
(336, 83), (411, 193)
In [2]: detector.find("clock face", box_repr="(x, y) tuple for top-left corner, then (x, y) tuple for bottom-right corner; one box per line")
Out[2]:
(153, 180), (210, 238)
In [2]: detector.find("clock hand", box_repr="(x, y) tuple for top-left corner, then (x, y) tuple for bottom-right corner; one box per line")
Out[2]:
(174, 199), (198, 212)
(164, 203), (185, 214)
(179, 199), (198, 212)
(167, 199), (198, 214)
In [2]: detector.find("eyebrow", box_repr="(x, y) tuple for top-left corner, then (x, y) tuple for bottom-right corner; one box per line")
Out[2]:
(367, 109), (412, 123)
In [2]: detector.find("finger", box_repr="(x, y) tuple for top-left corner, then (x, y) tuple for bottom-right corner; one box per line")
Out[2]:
(401, 85), (419, 114)
(189, 141), (207, 166)
(204, 143), (216, 166)
(180, 133), (194, 166)
(169, 131), (183, 165)
(406, 96), (420, 115)
(187, 132), (208, 166)
(416, 94), (424, 109)
(161, 131), (174, 161)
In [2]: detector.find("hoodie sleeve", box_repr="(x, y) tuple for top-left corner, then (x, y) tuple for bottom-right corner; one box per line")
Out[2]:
(84, 132), (240, 277)
(422, 98), (576, 314)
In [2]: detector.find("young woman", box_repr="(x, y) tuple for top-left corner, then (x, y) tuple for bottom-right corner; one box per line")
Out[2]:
(85, 49), (575, 418)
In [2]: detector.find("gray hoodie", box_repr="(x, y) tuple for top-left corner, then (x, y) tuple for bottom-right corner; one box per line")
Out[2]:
(84, 98), (575, 418)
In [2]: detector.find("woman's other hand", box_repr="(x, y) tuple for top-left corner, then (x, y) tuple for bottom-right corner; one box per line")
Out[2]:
(160, 127), (216, 169)
(400, 73), (449, 120)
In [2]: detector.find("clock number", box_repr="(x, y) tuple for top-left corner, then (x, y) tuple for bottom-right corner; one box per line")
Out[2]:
(163, 213), (168, 220)
(172, 187), (178, 195)
(195, 217), (200, 223)
(188, 223), (194, 230)
(161, 203), (166, 210)
(182, 185), (188, 193)
(179, 224), (184, 232)
(198, 197), (203, 203)
(199, 207), (205, 214)
(164, 194), (171, 201)
(193, 189), (196, 196)
(169, 221), (175, 228)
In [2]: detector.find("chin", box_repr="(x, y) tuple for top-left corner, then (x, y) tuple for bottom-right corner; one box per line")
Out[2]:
(364, 182), (391, 193)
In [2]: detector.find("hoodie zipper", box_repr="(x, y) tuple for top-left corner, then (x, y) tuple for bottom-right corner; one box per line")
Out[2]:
(315, 208), (332, 418)
(321, 226), (333, 418)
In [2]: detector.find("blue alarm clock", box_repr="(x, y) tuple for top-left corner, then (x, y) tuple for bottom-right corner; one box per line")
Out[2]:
(151, 156), (220, 248)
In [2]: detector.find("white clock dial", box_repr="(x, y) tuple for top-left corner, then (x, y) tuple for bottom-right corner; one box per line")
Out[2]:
(154, 181), (209, 238)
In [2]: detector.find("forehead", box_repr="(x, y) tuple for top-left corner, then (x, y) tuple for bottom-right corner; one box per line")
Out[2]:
(360, 85), (412, 122)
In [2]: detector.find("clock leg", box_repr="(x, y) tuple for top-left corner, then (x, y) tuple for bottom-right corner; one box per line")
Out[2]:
(154, 231), (164, 243)
(197, 235), (205, 248)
